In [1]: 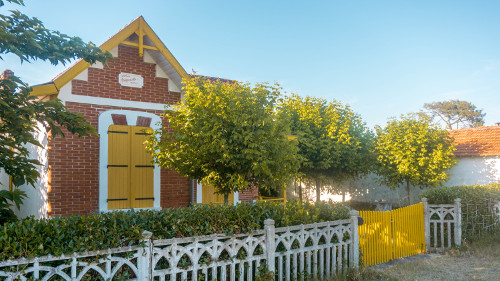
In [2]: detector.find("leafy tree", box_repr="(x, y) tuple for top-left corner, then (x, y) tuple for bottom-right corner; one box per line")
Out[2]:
(279, 95), (374, 202)
(147, 77), (299, 204)
(0, 0), (111, 219)
(422, 100), (485, 129)
(375, 114), (456, 204)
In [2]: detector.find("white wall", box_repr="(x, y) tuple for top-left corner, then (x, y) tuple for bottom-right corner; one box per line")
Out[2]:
(11, 124), (49, 219)
(344, 156), (500, 205)
(0, 168), (9, 191)
(444, 156), (500, 186)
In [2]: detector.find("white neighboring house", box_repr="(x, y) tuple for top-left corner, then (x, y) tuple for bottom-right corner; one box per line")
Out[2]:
(323, 125), (500, 205)
(445, 125), (500, 186)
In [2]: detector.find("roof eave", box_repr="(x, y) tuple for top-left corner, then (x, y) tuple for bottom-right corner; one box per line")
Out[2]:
(30, 16), (189, 97)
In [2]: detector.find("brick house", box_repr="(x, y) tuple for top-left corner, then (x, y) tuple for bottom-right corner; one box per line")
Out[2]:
(4, 17), (258, 219)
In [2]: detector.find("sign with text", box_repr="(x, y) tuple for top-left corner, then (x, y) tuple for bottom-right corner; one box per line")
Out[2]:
(119, 73), (144, 88)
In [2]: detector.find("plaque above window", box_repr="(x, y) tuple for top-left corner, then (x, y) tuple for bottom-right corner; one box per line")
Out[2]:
(119, 72), (144, 88)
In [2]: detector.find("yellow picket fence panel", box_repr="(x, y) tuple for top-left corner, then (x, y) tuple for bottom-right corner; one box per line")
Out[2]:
(358, 203), (426, 266)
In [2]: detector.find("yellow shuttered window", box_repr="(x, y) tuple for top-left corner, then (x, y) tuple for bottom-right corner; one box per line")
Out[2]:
(108, 125), (154, 210)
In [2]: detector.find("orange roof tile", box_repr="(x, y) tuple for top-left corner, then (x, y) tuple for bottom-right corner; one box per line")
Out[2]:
(449, 126), (500, 157)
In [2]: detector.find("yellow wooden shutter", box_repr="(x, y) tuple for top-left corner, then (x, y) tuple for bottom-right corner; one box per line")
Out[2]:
(108, 125), (131, 210)
(107, 125), (155, 210)
(201, 183), (234, 204)
(131, 126), (155, 208)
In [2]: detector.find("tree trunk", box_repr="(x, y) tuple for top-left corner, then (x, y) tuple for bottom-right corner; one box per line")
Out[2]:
(316, 178), (321, 202)
(298, 179), (303, 202)
(342, 189), (346, 202)
(406, 180), (412, 205)
(224, 193), (229, 205)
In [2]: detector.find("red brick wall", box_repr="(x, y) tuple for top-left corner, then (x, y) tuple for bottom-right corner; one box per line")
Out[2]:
(47, 45), (191, 217)
(239, 186), (259, 202)
(72, 45), (178, 104)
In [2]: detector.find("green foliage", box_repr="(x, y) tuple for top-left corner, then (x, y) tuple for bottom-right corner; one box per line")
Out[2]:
(420, 183), (500, 240)
(422, 99), (485, 130)
(147, 77), (299, 200)
(0, 0), (111, 65)
(0, 0), (110, 215)
(0, 189), (26, 225)
(375, 114), (456, 203)
(0, 76), (97, 188)
(279, 94), (375, 201)
(0, 201), (350, 260)
(420, 184), (500, 205)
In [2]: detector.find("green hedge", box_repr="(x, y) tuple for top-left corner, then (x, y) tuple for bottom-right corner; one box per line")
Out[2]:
(420, 183), (500, 240)
(0, 201), (350, 261)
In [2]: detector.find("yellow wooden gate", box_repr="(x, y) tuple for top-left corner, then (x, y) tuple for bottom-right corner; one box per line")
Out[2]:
(358, 203), (426, 266)
(108, 125), (154, 210)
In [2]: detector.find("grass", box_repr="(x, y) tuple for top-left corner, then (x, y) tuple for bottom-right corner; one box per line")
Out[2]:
(370, 231), (500, 281)
(329, 267), (398, 281)
(324, 231), (500, 281)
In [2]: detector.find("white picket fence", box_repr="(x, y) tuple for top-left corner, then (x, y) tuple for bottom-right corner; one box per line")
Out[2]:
(0, 211), (360, 281)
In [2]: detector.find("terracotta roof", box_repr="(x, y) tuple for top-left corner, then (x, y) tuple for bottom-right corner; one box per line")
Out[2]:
(449, 126), (500, 157)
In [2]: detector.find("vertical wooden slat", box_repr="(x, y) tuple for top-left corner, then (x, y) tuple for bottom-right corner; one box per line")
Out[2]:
(108, 125), (131, 210)
(131, 126), (154, 208)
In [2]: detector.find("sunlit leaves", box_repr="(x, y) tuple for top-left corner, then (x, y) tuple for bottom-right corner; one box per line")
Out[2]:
(147, 77), (299, 198)
(0, 76), (96, 188)
(375, 114), (457, 198)
(0, 2), (111, 65)
(278, 95), (375, 200)
(0, 0), (110, 219)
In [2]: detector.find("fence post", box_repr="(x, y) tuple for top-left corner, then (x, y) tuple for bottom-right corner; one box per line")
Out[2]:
(350, 210), (359, 269)
(422, 198), (430, 251)
(138, 230), (153, 280)
(454, 198), (462, 246)
(264, 219), (276, 274)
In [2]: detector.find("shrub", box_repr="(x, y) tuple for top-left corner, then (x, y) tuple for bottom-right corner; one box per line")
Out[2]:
(420, 183), (500, 240)
(0, 189), (26, 225)
(0, 201), (350, 261)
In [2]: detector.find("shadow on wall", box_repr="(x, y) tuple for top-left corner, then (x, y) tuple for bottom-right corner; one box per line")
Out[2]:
(287, 176), (424, 207)
(312, 156), (500, 206)
(13, 125), (49, 219)
(346, 174), (426, 206)
(445, 156), (500, 187)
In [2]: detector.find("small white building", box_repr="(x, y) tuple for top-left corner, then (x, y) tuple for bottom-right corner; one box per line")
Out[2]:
(445, 126), (500, 186)
(326, 126), (500, 205)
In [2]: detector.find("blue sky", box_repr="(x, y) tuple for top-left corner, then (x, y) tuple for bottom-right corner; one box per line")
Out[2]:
(3, 0), (500, 128)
